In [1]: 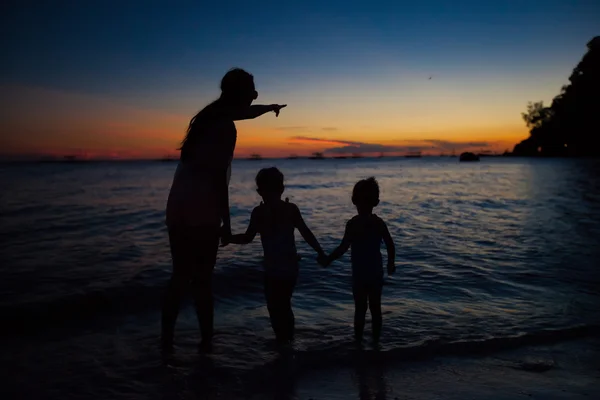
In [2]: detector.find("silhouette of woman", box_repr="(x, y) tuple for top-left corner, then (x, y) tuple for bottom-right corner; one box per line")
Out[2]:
(163, 68), (286, 348)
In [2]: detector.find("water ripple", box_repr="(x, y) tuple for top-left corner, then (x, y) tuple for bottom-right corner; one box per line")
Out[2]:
(0, 158), (599, 352)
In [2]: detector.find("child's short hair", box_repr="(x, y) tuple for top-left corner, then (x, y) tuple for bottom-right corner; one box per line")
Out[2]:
(352, 177), (380, 207)
(256, 167), (284, 194)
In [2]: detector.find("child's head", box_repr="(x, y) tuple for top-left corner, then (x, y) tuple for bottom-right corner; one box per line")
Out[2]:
(256, 167), (285, 199)
(352, 177), (380, 211)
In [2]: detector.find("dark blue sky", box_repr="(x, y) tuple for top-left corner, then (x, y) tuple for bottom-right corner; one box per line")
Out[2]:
(3, 0), (598, 97)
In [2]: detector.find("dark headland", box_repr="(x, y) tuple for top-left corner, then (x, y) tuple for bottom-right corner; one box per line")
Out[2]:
(511, 36), (600, 157)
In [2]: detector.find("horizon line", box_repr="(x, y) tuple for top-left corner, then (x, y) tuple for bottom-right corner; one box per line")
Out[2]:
(0, 153), (509, 164)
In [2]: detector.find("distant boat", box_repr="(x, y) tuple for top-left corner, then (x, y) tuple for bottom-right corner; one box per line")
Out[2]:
(333, 155), (348, 159)
(287, 154), (299, 160)
(459, 152), (480, 162)
(351, 153), (363, 159)
(309, 152), (325, 160)
(160, 155), (178, 162)
(248, 154), (263, 161)
(378, 152), (385, 158)
(405, 151), (422, 158)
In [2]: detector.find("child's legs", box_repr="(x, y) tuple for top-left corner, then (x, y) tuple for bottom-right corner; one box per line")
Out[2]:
(368, 284), (383, 341)
(280, 276), (297, 340)
(352, 283), (369, 340)
(264, 275), (286, 339)
(265, 274), (297, 341)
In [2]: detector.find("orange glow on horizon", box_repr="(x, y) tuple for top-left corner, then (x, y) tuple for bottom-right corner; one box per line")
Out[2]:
(1, 84), (530, 160)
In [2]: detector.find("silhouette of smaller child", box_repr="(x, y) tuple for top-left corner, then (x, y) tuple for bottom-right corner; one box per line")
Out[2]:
(227, 167), (325, 343)
(320, 177), (396, 343)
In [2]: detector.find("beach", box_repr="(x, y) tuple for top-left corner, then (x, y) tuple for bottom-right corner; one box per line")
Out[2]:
(292, 337), (600, 400)
(2, 317), (598, 399)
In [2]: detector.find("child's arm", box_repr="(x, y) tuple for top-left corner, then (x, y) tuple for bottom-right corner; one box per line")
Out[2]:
(292, 204), (325, 257)
(231, 105), (287, 121)
(380, 220), (396, 275)
(228, 208), (259, 245)
(325, 220), (353, 266)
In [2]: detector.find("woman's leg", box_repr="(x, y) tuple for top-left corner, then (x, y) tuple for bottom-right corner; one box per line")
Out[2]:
(190, 230), (220, 344)
(161, 227), (194, 346)
(368, 284), (383, 342)
(352, 283), (369, 341)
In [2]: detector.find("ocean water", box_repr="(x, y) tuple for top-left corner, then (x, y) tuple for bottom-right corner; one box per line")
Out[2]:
(1, 157), (599, 399)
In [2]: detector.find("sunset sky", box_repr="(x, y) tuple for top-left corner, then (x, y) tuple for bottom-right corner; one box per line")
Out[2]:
(1, 0), (599, 159)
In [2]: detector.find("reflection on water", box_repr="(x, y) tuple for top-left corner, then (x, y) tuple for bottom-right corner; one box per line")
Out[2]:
(269, 351), (298, 400)
(355, 357), (389, 400)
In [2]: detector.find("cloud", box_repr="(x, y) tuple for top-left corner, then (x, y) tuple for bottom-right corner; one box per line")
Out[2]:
(421, 139), (491, 151)
(290, 136), (361, 146)
(321, 127), (338, 131)
(325, 143), (422, 154)
(289, 136), (407, 153)
(288, 136), (494, 154)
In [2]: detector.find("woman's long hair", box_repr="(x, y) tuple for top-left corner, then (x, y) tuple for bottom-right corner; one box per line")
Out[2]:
(179, 68), (254, 161)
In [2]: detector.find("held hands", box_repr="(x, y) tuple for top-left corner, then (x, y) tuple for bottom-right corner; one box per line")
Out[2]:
(317, 252), (330, 268)
(272, 104), (287, 117)
(220, 225), (232, 247)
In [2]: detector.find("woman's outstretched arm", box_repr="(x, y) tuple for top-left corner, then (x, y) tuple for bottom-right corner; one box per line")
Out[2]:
(230, 104), (286, 121)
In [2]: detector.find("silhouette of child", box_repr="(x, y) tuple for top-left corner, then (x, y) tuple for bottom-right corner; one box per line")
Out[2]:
(226, 167), (325, 343)
(320, 177), (396, 343)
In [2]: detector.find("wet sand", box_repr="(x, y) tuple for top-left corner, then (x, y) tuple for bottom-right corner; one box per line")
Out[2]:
(255, 337), (600, 400)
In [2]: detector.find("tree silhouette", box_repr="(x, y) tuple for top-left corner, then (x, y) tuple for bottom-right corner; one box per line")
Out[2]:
(521, 101), (552, 130)
(513, 36), (600, 157)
